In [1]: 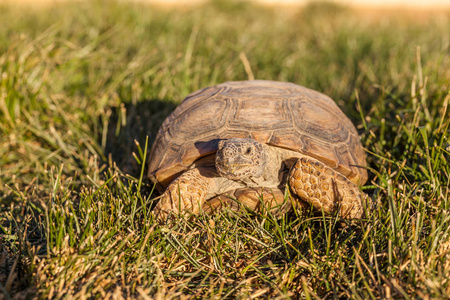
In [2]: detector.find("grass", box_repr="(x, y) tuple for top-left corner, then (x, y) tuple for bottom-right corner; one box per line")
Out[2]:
(0, 0), (449, 298)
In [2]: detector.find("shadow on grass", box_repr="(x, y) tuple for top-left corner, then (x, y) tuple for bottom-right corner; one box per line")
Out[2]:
(103, 98), (177, 180)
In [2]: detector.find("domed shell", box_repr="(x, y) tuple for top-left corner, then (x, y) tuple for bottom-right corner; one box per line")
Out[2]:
(148, 80), (367, 189)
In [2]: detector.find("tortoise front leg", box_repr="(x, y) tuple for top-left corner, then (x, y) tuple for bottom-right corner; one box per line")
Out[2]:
(203, 187), (291, 216)
(154, 167), (216, 219)
(289, 157), (366, 219)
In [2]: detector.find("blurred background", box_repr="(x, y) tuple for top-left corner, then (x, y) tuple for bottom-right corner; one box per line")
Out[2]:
(6, 0), (450, 8)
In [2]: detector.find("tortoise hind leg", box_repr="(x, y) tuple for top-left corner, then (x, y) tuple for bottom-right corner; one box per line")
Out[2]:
(289, 157), (366, 219)
(203, 187), (290, 217)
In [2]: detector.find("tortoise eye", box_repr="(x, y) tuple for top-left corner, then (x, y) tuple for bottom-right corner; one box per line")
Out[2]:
(244, 147), (252, 155)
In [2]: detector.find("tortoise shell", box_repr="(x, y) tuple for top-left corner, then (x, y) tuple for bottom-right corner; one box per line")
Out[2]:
(148, 80), (368, 189)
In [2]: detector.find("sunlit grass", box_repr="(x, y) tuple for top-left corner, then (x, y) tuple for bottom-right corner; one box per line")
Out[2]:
(0, 0), (449, 298)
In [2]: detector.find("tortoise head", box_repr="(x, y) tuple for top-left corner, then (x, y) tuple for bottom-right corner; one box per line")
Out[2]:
(215, 138), (267, 180)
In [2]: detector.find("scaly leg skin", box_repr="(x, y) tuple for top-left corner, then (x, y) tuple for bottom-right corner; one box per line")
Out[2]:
(154, 168), (215, 220)
(289, 157), (366, 219)
(203, 188), (291, 217)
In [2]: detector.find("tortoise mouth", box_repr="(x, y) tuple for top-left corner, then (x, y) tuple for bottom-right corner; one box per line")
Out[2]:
(216, 156), (254, 170)
(226, 163), (252, 168)
(216, 162), (254, 179)
(216, 163), (251, 170)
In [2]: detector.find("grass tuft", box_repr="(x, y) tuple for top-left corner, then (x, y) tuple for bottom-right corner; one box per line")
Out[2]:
(0, 0), (449, 298)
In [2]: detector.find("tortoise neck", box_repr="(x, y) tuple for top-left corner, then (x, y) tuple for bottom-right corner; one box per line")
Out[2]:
(258, 144), (285, 184)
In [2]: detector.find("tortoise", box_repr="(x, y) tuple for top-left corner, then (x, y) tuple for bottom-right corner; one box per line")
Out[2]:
(148, 80), (368, 219)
